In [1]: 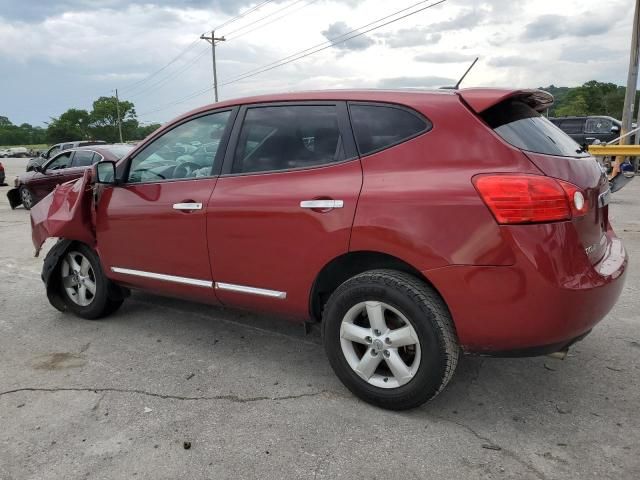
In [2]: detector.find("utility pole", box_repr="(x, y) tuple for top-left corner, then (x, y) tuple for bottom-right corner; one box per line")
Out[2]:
(115, 88), (124, 143)
(200, 30), (226, 102)
(615, 0), (640, 176)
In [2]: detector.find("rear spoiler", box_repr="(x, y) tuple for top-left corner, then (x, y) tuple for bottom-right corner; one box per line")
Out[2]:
(457, 88), (554, 113)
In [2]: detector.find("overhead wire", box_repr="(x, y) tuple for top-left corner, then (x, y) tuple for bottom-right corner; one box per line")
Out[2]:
(137, 0), (448, 118)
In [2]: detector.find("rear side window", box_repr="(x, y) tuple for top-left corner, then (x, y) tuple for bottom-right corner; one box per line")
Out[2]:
(232, 105), (346, 174)
(558, 118), (584, 134)
(349, 103), (430, 156)
(482, 101), (588, 157)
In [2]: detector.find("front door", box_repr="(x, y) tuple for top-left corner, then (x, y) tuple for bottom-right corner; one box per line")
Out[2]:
(96, 109), (235, 302)
(207, 103), (362, 317)
(31, 150), (75, 201)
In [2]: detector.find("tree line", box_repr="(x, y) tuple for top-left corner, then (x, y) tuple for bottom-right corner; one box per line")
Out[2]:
(2, 80), (639, 148)
(0, 95), (161, 147)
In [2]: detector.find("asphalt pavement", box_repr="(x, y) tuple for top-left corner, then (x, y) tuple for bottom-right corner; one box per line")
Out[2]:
(0, 157), (638, 479)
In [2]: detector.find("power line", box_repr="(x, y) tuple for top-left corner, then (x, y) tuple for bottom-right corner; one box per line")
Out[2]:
(136, 0), (448, 118)
(214, 0), (276, 30)
(220, 0), (448, 86)
(119, 39), (202, 94)
(223, 0), (319, 40)
(128, 45), (210, 99)
(120, 1), (276, 95)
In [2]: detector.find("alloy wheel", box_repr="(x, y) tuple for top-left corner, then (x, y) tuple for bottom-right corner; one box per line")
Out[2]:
(340, 301), (421, 389)
(60, 251), (97, 307)
(21, 188), (33, 209)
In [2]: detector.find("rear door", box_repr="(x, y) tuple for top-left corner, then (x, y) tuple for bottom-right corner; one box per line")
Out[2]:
(207, 102), (362, 317)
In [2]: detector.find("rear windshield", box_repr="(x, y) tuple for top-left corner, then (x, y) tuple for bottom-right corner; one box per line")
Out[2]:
(482, 101), (588, 157)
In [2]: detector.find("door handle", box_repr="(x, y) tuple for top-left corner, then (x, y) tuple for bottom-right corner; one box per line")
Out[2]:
(173, 202), (203, 211)
(300, 200), (344, 209)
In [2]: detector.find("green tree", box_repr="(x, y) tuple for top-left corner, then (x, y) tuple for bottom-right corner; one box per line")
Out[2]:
(46, 109), (91, 143)
(89, 96), (138, 142)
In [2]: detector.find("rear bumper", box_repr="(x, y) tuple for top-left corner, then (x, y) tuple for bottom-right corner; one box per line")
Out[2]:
(426, 225), (627, 355)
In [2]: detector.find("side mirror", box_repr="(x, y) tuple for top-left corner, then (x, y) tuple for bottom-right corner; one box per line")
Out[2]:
(611, 125), (620, 133)
(34, 165), (43, 173)
(95, 160), (117, 185)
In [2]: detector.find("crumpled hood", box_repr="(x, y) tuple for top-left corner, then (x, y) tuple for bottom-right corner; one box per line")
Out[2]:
(30, 169), (96, 256)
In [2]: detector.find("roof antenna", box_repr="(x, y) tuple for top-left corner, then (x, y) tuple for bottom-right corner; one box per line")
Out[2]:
(441, 57), (479, 90)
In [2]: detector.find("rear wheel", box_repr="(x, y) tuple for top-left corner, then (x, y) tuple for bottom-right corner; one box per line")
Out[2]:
(58, 244), (123, 320)
(20, 186), (34, 210)
(322, 269), (459, 410)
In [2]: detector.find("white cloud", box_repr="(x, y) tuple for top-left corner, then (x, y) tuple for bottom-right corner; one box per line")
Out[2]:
(0, 0), (634, 125)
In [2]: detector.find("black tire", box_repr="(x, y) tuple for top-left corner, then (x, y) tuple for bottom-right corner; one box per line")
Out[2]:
(322, 269), (459, 410)
(19, 186), (34, 210)
(57, 243), (124, 320)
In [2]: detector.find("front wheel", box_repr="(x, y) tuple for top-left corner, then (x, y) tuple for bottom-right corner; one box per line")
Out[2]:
(20, 186), (34, 210)
(322, 270), (459, 410)
(58, 244), (123, 320)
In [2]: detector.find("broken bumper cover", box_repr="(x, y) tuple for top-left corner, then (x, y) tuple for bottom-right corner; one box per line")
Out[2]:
(30, 169), (96, 256)
(7, 188), (21, 209)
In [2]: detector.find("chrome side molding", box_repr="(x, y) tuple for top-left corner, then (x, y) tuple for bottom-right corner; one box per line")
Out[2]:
(215, 282), (287, 299)
(111, 267), (213, 288)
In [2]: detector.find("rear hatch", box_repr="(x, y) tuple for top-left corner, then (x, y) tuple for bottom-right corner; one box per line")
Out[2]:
(460, 89), (610, 265)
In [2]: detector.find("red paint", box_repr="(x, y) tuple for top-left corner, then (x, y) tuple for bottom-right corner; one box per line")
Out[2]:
(33, 88), (627, 354)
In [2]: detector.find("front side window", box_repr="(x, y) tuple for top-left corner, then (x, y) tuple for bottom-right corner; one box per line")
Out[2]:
(71, 151), (96, 167)
(232, 105), (345, 174)
(483, 102), (588, 157)
(585, 118), (612, 134)
(349, 103), (430, 156)
(46, 151), (73, 170)
(128, 111), (230, 183)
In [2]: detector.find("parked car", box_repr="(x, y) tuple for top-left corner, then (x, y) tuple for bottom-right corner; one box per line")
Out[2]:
(32, 89), (627, 410)
(549, 116), (635, 146)
(8, 144), (133, 209)
(0, 146), (29, 158)
(0, 161), (5, 185)
(26, 140), (107, 172)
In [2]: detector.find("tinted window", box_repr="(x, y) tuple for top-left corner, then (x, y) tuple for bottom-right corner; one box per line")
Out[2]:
(585, 118), (613, 134)
(62, 143), (75, 150)
(71, 151), (95, 167)
(46, 151), (73, 170)
(349, 104), (429, 156)
(483, 102), (588, 157)
(558, 119), (584, 134)
(128, 111), (230, 183)
(232, 105), (345, 174)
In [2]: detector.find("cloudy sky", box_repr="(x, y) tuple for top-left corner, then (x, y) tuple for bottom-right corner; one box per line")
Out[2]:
(0, 0), (634, 126)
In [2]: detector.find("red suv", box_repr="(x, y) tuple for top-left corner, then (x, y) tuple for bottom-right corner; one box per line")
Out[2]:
(34, 89), (627, 410)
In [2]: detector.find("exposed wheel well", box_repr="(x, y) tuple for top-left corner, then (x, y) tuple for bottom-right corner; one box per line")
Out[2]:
(309, 251), (437, 322)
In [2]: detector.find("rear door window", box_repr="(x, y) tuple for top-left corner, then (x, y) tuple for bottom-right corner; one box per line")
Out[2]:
(482, 101), (588, 157)
(558, 118), (585, 134)
(231, 105), (346, 174)
(71, 151), (95, 167)
(349, 103), (430, 156)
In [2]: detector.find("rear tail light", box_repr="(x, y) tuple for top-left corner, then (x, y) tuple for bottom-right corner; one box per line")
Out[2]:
(473, 174), (589, 224)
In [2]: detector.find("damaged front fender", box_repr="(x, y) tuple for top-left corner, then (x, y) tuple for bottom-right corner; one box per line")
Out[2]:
(30, 169), (96, 257)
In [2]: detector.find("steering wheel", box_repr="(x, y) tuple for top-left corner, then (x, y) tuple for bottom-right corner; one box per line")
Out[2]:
(173, 161), (202, 179)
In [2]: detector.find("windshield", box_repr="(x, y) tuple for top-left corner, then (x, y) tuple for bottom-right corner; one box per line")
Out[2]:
(482, 100), (589, 158)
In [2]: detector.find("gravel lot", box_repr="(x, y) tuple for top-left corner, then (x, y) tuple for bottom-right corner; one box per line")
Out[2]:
(0, 157), (638, 480)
